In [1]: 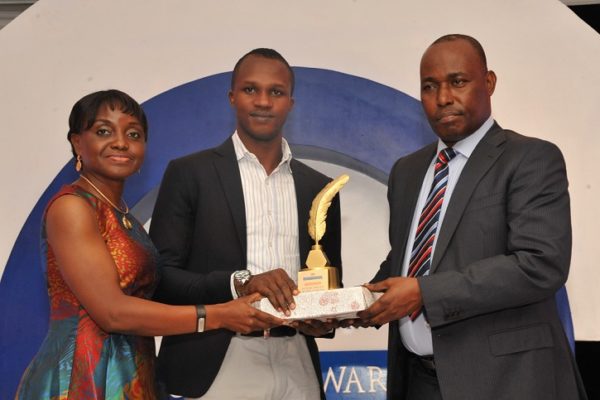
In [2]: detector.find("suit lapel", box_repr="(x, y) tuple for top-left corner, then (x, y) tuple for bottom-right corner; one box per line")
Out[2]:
(391, 144), (437, 276)
(290, 159), (312, 263)
(213, 138), (247, 255)
(430, 124), (506, 273)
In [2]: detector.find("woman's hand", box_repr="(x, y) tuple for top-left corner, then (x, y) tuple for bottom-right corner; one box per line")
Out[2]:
(206, 293), (284, 334)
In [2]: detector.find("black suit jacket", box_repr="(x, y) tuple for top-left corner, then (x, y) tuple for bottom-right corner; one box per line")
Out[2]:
(373, 123), (587, 400)
(150, 137), (342, 398)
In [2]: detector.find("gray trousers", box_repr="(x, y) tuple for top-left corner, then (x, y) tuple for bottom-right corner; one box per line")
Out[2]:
(183, 334), (320, 400)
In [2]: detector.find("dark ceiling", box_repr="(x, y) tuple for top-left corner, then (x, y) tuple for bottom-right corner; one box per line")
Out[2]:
(0, 2), (599, 34)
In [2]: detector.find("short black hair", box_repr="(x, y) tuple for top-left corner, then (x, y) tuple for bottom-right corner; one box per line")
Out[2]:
(431, 34), (488, 70)
(230, 48), (295, 95)
(67, 89), (148, 157)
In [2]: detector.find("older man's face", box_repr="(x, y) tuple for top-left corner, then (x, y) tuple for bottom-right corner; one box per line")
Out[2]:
(420, 39), (496, 144)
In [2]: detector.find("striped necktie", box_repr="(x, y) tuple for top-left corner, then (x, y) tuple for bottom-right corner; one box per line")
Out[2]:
(408, 147), (456, 277)
(408, 147), (456, 319)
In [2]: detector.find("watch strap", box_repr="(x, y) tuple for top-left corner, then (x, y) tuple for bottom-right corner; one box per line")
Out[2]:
(195, 304), (206, 333)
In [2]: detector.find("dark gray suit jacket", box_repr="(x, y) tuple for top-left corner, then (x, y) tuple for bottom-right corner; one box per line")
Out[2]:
(373, 123), (587, 400)
(149, 138), (342, 398)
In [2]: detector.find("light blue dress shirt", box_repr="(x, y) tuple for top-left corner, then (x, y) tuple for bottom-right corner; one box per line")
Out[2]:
(399, 116), (494, 356)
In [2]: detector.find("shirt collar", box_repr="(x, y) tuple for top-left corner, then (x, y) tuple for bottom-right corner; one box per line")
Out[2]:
(437, 115), (494, 159)
(232, 131), (293, 173)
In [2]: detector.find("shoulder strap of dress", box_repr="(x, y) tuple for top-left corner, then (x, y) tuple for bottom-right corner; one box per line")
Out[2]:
(43, 184), (100, 218)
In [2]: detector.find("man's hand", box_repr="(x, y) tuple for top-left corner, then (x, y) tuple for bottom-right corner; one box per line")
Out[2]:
(357, 277), (422, 326)
(207, 293), (284, 334)
(243, 268), (298, 316)
(337, 318), (375, 329)
(289, 319), (337, 337)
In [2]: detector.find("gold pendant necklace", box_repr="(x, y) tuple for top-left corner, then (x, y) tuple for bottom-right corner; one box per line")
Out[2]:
(79, 175), (133, 230)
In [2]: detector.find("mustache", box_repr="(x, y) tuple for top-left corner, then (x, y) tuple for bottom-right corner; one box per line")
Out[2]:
(434, 109), (463, 121)
(249, 112), (275, 118)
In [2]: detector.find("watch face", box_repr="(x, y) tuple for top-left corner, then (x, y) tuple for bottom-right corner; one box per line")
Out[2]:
(235, 270), (251, 284)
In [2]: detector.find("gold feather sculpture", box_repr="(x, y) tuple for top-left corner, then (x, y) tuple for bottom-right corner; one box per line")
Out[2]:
(299, 173), (349, 291)
(308, 174), (349, 245)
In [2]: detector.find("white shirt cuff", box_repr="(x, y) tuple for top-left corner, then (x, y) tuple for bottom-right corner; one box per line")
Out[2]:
(230, 272), (239, 299)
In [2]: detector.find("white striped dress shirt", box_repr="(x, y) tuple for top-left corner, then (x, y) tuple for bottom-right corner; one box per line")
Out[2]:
(231, 132), (300, 288)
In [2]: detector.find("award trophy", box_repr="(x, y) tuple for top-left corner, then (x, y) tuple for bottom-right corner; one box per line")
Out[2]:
(255, 174), (382, 320)
(297, 174), (348, 292)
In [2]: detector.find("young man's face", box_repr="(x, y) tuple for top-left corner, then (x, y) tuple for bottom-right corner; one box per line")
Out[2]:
(229, 55), (294, 144)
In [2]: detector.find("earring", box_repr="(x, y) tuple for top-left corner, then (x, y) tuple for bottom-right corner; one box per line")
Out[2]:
(75, 155), (82, 172)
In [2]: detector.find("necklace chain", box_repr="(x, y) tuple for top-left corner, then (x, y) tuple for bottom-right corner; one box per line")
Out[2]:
(79, 175), (129, 214)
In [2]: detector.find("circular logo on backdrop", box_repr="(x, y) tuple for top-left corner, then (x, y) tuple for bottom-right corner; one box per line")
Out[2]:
(0, 67), (436, 398)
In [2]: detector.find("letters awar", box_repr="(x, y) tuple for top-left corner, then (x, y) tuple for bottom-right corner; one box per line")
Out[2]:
(324, 365), (387, 395)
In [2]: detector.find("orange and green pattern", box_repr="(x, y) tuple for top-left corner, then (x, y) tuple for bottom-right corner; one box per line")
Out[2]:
(16, 185), (159, 400)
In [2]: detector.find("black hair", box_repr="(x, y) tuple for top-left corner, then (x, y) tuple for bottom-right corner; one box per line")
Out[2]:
(431, 34), (488, 70)
(230, 48), (295, 95)
(67, 89), (148, 157)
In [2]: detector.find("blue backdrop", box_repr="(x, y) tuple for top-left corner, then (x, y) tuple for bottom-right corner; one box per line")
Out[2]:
(0, 68), (574, 399)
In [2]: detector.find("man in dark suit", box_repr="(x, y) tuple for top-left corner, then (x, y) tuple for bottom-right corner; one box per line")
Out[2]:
(150, 48), (341, 399)
(359, 34), (588, 399)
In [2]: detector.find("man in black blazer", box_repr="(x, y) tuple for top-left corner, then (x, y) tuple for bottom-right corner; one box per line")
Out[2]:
(150, 48), (341, 398)
(359, 35), (587, 399)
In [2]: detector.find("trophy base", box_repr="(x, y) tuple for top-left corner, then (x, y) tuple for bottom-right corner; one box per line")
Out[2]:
(298, 266), (340, 292)
(254, 286), (382, 321)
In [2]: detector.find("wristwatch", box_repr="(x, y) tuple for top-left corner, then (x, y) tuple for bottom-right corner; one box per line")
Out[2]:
(195, 304), (206, 333)
(233, 269), (252, 296)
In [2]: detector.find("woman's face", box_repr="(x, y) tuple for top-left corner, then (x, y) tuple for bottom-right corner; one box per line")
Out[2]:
(71, 104), (146, 181)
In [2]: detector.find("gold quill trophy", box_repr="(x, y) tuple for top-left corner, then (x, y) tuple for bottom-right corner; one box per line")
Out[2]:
(298, 174), (349, 292)
(254, 172), (381, 319)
